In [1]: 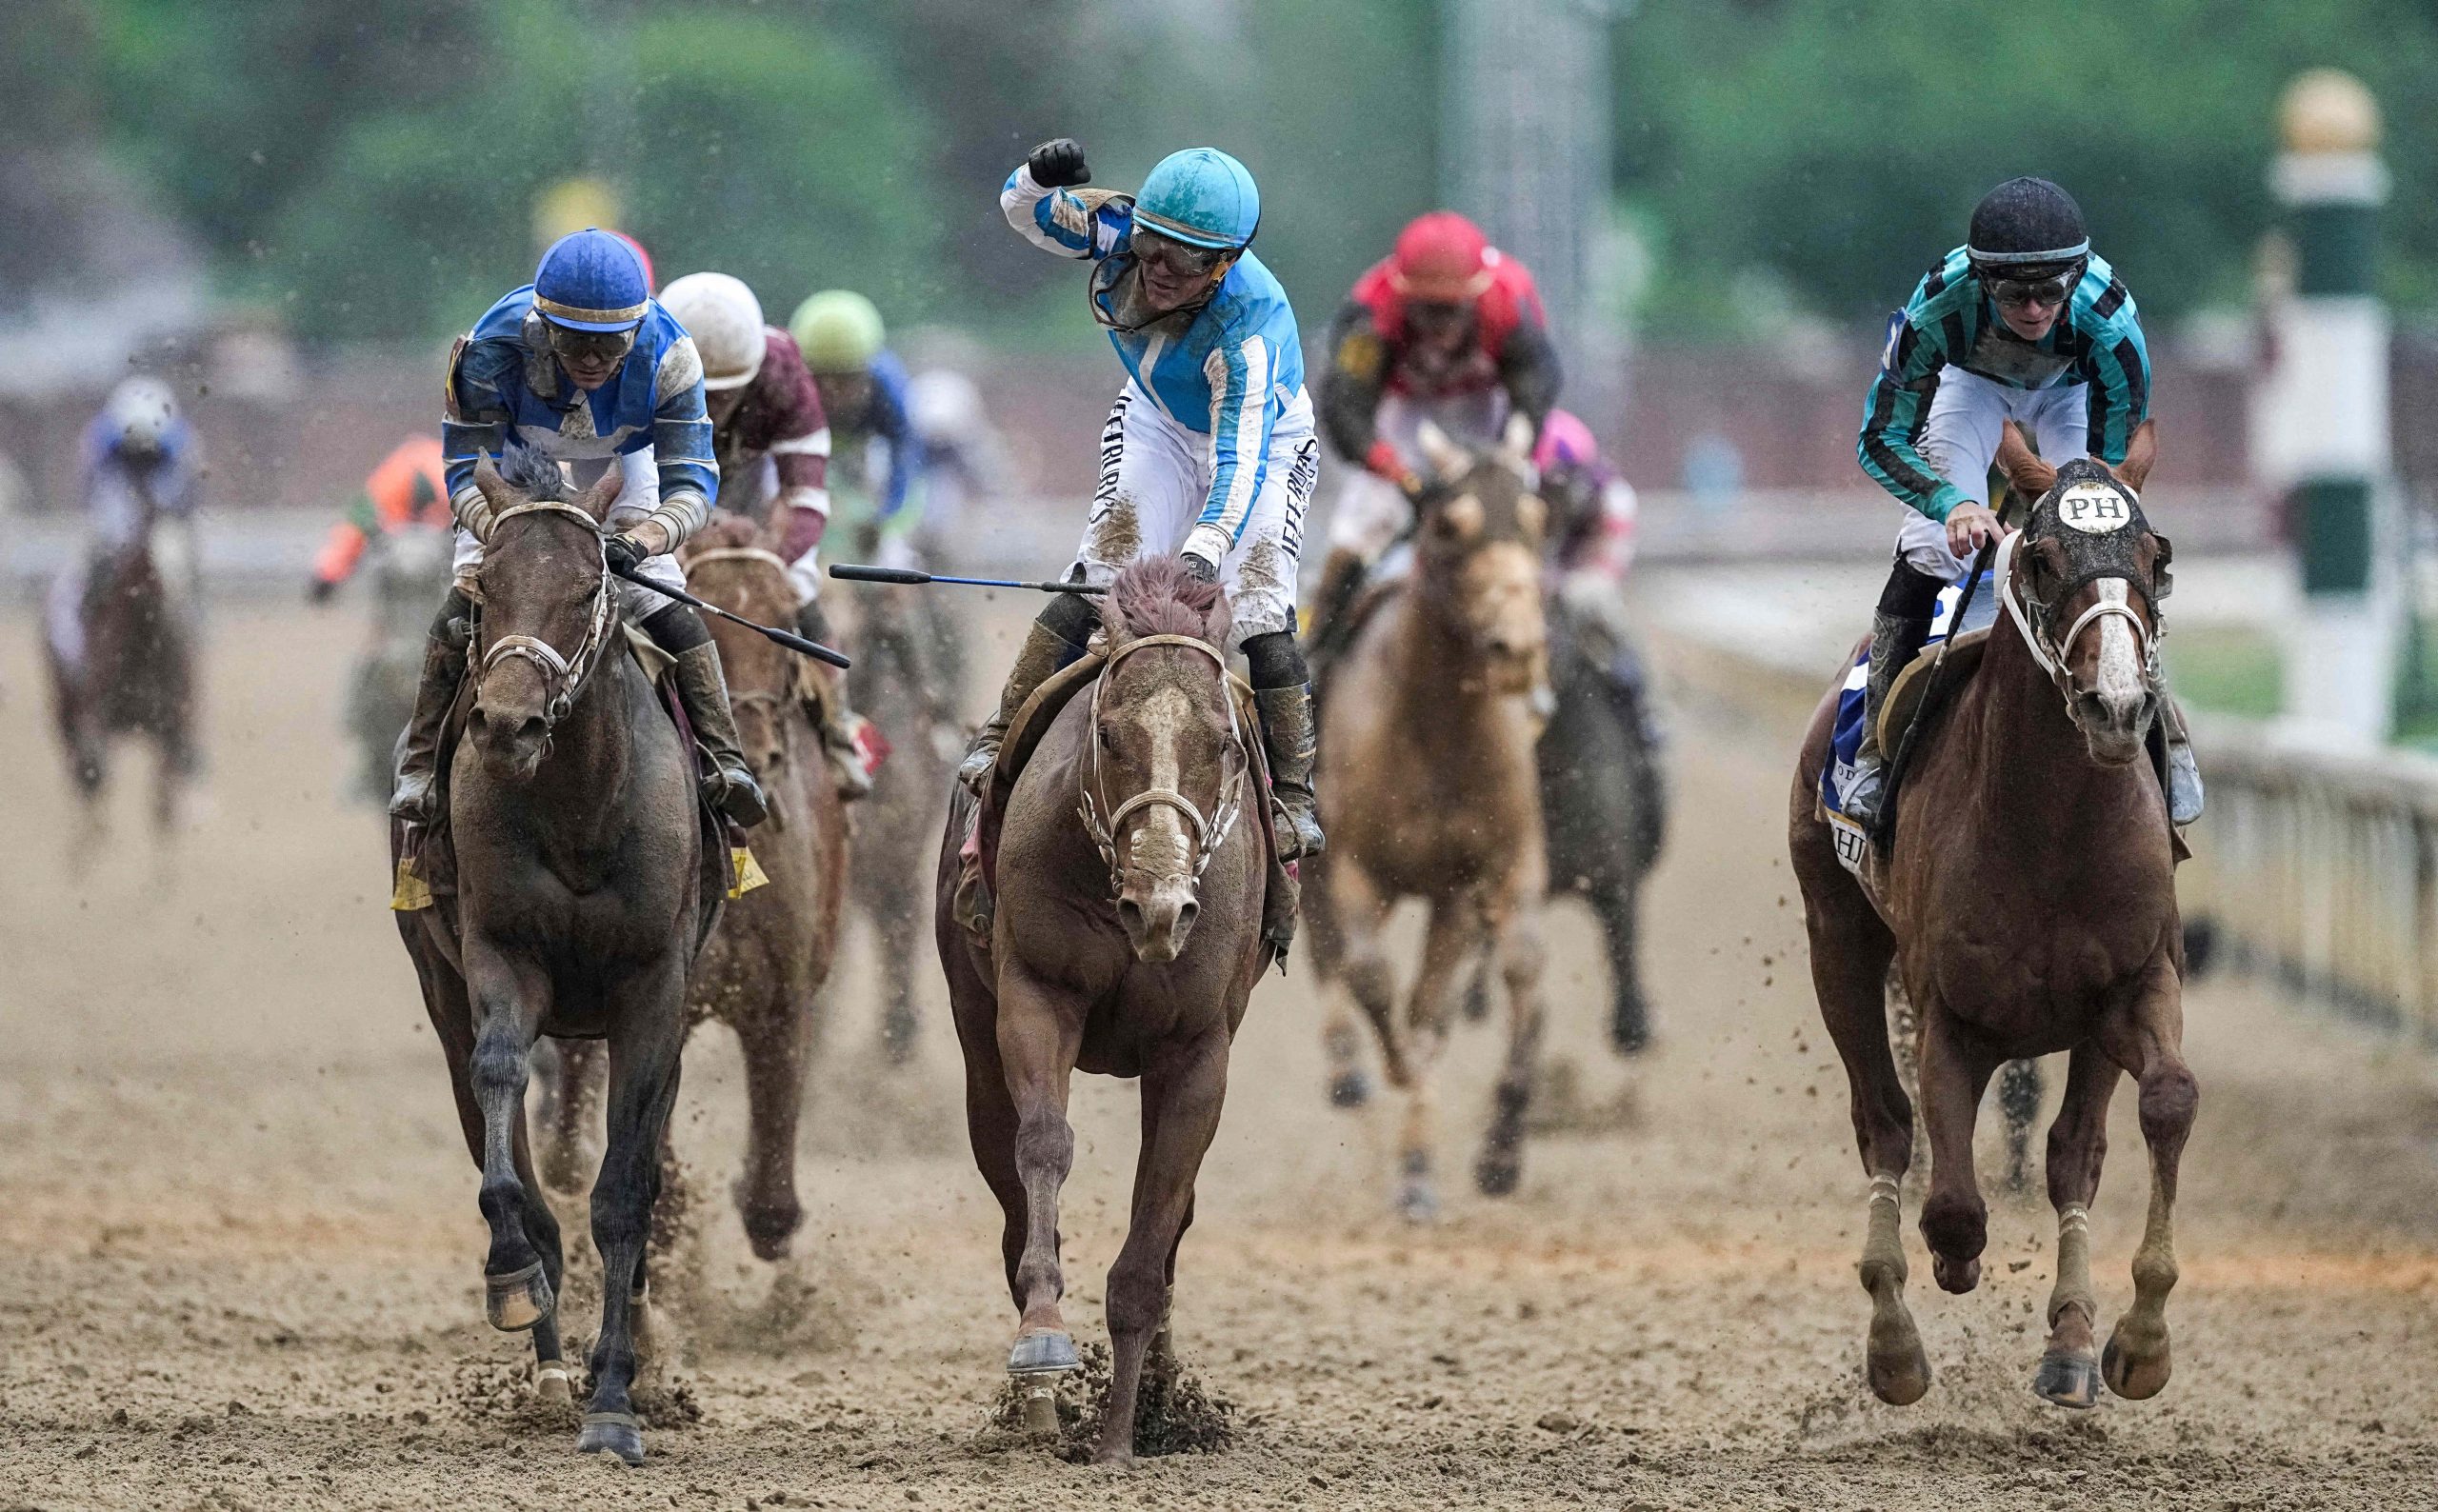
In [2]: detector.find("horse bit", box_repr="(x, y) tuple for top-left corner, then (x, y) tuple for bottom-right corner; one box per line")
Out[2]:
(1078, 634), (1249, 892)
(476, 498), (617, 734)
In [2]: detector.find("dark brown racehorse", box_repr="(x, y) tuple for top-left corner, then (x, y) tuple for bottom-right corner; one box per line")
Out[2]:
(936, 557), (1271, 1463)
(1308, 418), (1553, 1219)
(536, 513), (849, 1263)
(1791, 459), (2193, 1410)
(393, 460), (713, 1465)
(45, 476), (198, 861)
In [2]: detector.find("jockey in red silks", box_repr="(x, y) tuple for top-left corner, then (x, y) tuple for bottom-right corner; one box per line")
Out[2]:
(1310, 210), (1562, 639)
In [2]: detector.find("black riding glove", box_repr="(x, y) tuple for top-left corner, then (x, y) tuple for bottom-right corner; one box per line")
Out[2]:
(605, 533), (647, 576)
(1027, 137), (1090, 189)
(1180, 551), (1220, 586)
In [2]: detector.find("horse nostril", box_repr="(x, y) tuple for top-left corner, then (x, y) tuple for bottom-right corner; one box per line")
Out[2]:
(1174, 900), (1198, 936)
(1117, 898), (1146, 935)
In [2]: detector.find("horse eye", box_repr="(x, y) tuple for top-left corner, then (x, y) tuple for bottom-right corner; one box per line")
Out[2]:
(1096, 722), (1116, 749)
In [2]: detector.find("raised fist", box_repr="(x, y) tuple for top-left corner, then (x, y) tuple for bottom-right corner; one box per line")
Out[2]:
(1027, 137), (1090, 189)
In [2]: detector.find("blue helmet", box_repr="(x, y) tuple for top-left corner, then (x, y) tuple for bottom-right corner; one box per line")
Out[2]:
(1133, 149), (1260, 251)
(532, 228), (649, 332)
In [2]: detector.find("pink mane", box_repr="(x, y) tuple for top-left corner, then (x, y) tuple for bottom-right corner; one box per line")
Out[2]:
(1104, 556), (1230, 647)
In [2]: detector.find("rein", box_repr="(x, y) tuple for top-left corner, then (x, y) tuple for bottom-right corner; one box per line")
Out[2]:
(477, 499), (617, 730)
(1077, 633), (1249, 890)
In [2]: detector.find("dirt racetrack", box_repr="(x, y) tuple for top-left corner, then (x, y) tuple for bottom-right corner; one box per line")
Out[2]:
(7, 595), (2438, 1511)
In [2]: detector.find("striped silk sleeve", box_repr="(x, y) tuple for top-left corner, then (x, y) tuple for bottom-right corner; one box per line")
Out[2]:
(2077, 320), (2151, 468)
(441, 337), (511, 537)
(1855, 309), (1970, 522)
(644, 336), (718, 547)
(1194, 333), (1278, 550)
(1001, 165), (1123, 259)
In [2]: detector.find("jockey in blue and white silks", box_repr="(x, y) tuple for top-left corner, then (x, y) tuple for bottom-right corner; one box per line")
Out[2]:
(46, 377), (204, 676)
(956, 137), (1327, 863)
(391, 228), (767, 827)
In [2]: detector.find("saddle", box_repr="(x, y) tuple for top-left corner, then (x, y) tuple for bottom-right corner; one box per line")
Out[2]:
(956, 647), (1300, 968)
(390, 625), (763, 966)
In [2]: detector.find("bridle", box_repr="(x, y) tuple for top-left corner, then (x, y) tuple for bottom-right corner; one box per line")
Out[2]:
(477, 499), (617, 730)
(1995, 521), (2163, 699)
(1078, 633), (1249, 892)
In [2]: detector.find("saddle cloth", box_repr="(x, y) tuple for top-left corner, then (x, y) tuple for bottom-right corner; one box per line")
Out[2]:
(1818, 571), (1999, 867)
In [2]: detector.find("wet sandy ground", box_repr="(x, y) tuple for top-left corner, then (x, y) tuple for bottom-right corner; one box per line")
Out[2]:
(5, 598), (2438, 1510)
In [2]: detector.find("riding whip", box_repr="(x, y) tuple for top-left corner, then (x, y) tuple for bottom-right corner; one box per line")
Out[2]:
(828, 564), (1109, 596)
(609, 563), (851, 668)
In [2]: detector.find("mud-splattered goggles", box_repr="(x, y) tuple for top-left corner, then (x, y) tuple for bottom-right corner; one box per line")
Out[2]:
(1129, 227), (1231, 279)
(542, 320), (639, 367)
(1977, 261), (2081, 311)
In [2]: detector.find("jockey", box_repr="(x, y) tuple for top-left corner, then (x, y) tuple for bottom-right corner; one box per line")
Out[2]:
(788, 290), (921, 565)
(1310, 210), (1561, 638)
(905, 367), (1009, 535)
(659, 270), (882, 800)
(1533, 410), (1662, 753)
(391, 228), (768, 827)
(1843, 176), (2194, 827)
(50, 377), (203, 674)
(306, 434), (450, 601)
(977, 136), (1326, 858)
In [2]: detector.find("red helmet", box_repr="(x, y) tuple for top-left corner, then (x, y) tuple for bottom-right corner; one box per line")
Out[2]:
(1388, 211), (1493, 303)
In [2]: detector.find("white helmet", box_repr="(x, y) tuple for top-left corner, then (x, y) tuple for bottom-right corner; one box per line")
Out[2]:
(659, 271), (767, 391)
(908, 368), (987, 444)
(106, 376), (179, 452)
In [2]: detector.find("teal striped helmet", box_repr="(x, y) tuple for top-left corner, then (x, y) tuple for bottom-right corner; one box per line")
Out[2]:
(1132, 148), (1261, 251)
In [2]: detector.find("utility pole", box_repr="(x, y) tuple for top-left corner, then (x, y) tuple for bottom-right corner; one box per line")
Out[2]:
(2258, 69), (2394, 744)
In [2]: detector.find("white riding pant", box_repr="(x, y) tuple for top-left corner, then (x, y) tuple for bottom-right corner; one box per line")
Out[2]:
(1326, 388), (1511, 560)
(450, 448), (685, 616)
(1896, 368), (2088, 580)
(1069, 380), (1319, 651)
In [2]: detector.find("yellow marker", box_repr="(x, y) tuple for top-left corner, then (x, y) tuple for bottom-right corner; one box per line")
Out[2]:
(729, 846), (771, 899)
(390, 857), (434, 912)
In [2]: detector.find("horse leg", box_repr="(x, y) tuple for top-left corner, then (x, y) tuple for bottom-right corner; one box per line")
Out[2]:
(465, 948), (557, 1335)
(1095, 1035), (1229, 1465)
(732, 998), (812, 1262)
(1916, 1004), (2001, 1296)
(2100, 958), (2198, 1402)
(575, 962), (689, 1466)
(1804, 899), (1924, 1403)
(1999, 1057), (2045, 1195)
(1594, 874), (1653, 1056)
(534, 1037), (604, 1195)
(2031, 1043), (2121, 1409)
(1322, 864), (1399, 1108)
(1396, 896), (1482, 1221)
(997, 963), (1085, 1380)
(1474, 896), (1549, 1198)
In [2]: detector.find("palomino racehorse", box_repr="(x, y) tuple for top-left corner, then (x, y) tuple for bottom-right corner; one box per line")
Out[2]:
(537, 512), (849, 1263)
(936, 557), (1274, 1464)
(1309, 417), (1553, 1218)
(392, 460), (714, 1465)
(1791, 459), (2193, 1409)
(44, 476), (199, 857)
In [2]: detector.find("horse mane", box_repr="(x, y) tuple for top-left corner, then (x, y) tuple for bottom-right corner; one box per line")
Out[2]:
(1103, 555), (1230, 647)
(496, 444), (569, 502)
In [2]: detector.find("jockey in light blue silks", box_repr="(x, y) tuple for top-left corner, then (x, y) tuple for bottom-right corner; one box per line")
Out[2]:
(388, 228), (767, 826)
(964, 137), (1326, 857)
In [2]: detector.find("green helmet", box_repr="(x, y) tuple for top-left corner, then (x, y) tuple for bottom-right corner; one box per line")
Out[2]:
(789, 289), (885, 374)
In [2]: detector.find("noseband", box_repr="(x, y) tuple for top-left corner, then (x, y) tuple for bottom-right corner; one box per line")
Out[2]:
(1078, 633), (1249, 893)
(477, 499), (616, 730)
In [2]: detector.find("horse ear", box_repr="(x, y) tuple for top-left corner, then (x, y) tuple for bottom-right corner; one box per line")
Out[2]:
(1205, 587), (1236, 649)
(471, 456), (518, 513)
(1499, 412), (1536, 472)
(577, 466), (625, 523)
(1415, 421), (1468, 482)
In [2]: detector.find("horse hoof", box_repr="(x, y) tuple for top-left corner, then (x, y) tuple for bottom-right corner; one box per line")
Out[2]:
(1609, 998), (1651, 1056)
(1396, 1179), (1441, 1224)
(535, 1359), (573, 1404)
(1474, 1148), (1522, 1198)
(2102, 1334), (2171, 1400)
(1328, 1069), (1371, 1109)
(1867, 1346), (1932, 1406)
(1008, 1330), (1079, 1376)
(486, 1261), (554, 1332)
(1930, 1253), (1981, 1295)
(1866, 1299), (1931, 1406)
(2032, 1350), (2102, 1409)
(575, 1412), (645, 1465)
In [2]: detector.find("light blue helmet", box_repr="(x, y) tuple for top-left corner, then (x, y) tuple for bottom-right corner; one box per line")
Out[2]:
(1132, 148), (1261, 251)
(532, 228), (649, 332)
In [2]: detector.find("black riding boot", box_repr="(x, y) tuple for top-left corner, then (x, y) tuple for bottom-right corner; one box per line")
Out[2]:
(956, 594), (1097, 793)
(1253, 682), (1326, 860)
(1842, 609), (1932, 827)
(389, 594), (470, 822)
(669, 641), (769, 827)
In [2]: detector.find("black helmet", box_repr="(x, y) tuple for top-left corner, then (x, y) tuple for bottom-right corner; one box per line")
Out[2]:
(1968, 177), (2089, 283)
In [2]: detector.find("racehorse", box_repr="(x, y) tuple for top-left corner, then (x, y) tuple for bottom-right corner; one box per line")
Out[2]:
(346, 523), (455, 805)
(535, 513), (849, 1264)
(392, 459), (715, 1465)
(842, 558), (962, 1064)
(935, 556), (1274, 1463)
(1790, 459), (2193, 1410)
(1309, 418), (1554, 1219)
(44, 476), (198, 859)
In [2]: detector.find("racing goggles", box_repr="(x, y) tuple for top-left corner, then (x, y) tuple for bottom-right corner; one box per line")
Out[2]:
(1406, 299), (1471, 334)
(542, 320), (639, 368)
(1978, 262), (2080, 311)
(1129, 226), (1231, 279)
